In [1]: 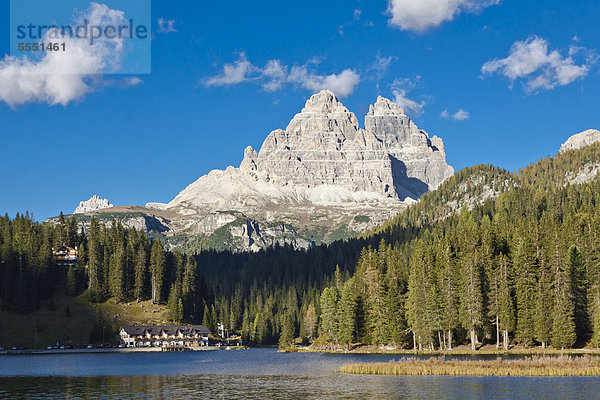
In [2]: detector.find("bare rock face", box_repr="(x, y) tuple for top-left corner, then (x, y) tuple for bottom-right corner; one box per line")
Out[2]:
(559, 129), (600, 153)
(169, 90), (453, 211)
(74, 195), (114, 214)
(76, 91), (454, 252)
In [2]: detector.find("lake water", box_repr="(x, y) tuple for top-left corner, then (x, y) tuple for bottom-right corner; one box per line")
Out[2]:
(0, 348), (598, 399)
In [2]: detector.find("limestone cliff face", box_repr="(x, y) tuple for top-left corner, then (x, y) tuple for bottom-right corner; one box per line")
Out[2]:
(72, 91), (455, 252)
(169, 90), (453, 212)
(559, 129), (600, 153)
(74, 195), (113, 214)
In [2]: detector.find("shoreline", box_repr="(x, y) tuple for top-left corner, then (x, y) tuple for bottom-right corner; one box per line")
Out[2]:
(0, 345), (249, 355)
(296, 345), (600, 356)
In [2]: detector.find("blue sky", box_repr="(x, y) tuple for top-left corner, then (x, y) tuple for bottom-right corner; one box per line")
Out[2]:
(1, 0), (599, 220)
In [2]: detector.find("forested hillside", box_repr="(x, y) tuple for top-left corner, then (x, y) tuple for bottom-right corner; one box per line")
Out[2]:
(0, 212), (367, 345)
(315, 143), (600, 351)
(3, 143), (600, 349)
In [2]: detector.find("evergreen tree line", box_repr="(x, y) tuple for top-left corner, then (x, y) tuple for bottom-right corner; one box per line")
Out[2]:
(316, 177), (600, 350)
(0, 212), (59, 312)
(0, 214), (216, 330)
(1, 211), (370, 344)
(4, 144), (600, 349)
(79, 217), (216, 328)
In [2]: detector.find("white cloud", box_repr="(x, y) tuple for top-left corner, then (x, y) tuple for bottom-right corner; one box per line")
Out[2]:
(0, 3), (131, 107)
(262, 59), (287, 91)
(387, 0), (500, 33)
(482, 36), (596, 92)
(441, 108), (470, 121)
(100, 76), (144, 89)
(203, 54), (361, 98)
(390, 78), (425, 116)
(288, 66), (360, 98)
(157, 18), (178, 33)
(204, 53), (254, 87)
(339, 9), (363, 35)
(125, 76), (143, 86)
(368, 54), (396, 81)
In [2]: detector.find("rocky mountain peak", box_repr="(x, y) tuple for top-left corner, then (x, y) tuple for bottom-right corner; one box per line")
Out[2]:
(240, 146), (258, 172)
(299, 90), (346, 114)
(285, 90), (359, 134)
(559, 129), (600, 153)
(74, 195), (113, 214)
(168, 90), (454, 213)
(73, 91), (456, 252)
(368, 96), (406, 117)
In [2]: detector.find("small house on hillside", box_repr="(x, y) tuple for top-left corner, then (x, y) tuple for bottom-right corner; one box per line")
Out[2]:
(119, 325), (211, 348)
(52, 246), (78, 266)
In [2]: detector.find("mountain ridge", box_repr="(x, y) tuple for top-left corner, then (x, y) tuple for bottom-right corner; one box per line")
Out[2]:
(60, 90), (453, 252)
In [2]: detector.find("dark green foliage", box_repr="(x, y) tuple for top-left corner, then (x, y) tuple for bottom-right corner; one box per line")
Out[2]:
(314, 144), (600, 349)
(149, 240), (166, 304)
(319, 286), (339, 348)
(551, 248), (576, 349)
(6, 142), (600, 350)
(568, 246), (589, 344)
(278, 310), (294, 349)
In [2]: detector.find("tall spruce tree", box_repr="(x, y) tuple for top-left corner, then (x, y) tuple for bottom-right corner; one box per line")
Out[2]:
(568, 245), (589, 345)
(149, 240), (166, 304)
(514, 236), (538, 346)
(459, 250), (485, 351)
(319, 286), (339, 349)
(497, 255), (515, 349)
(337, 278), (357, 349)
(551, 247), (577, 349)
(534, 264), (553, 348)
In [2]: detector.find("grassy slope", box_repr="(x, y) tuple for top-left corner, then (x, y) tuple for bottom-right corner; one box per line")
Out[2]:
(0, 287), (170, 349)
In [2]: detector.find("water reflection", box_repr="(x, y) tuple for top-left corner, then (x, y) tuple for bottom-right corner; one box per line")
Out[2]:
(0, 349), (597, 399)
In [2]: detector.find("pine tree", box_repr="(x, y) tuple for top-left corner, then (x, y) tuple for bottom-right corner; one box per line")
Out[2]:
(459, 250), (485, 351)
(202, 304), (211, 330)
(406, 241), (428, 350)
(279, 310), (294, 350)
(568, 245), (589, 344)
(514, 236), (538, 346)
(87, 217), (102, 301)
(497, 255), (515, 349)
(534, 264), (552, 348)
(319, 286), (339, 349)
(168, 283), (183, 323)
(134, 244), (148, 301)
(337, 278), (357, 349)
(385, 247), (408, 347)
(66, 265), (77, 296)
(303, 304), (318, 343)
(551, 247), (577, 349)
(438, 241), (459, 350)
(109, 231), (126, 303)
(149, 240), (166, 304)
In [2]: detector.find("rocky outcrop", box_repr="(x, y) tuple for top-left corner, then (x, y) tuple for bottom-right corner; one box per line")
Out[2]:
(74, 195), (113, 214)
(68, 91), (455, 252)
(168, 90), (453, 212)
(559, 129), (600, 153)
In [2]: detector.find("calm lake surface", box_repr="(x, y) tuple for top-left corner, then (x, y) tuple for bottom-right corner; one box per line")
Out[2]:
(0, 348), (598, 399)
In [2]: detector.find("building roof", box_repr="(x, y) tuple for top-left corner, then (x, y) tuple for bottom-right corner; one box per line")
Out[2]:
(120, 325), (211, 336)
(53, 246), (78, 255)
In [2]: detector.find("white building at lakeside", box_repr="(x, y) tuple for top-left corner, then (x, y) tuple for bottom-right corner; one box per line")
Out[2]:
(119, 325), (211, 348)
